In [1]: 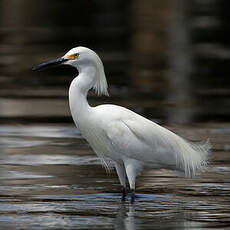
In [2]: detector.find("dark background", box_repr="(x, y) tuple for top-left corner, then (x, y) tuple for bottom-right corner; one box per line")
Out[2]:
(0, 0), (230, 125)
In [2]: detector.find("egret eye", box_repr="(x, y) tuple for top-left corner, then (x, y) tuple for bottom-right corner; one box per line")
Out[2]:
(66, 53), (79, 60)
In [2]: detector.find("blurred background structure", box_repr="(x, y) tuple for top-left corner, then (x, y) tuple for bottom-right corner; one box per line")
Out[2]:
(1, 0), (230, 125)
(0, 1), (230, 229)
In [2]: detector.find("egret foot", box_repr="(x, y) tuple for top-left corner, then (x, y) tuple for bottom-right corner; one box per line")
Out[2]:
(130, 189), (135, 203)
(121, 186), (126, 201)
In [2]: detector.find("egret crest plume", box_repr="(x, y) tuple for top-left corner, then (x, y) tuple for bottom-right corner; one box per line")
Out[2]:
(65, 47), (109, 96)
(92, 52), (109, 96)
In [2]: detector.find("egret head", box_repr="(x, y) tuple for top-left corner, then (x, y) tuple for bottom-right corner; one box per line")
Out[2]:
(63, 47), (101, 70)
(32, 46), (109, 96)
(33, 47), (98, 71)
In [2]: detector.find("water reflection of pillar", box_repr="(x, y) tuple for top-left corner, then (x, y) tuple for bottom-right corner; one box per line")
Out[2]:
(167, 0), (194, 124)
(130, 0), (171, 92)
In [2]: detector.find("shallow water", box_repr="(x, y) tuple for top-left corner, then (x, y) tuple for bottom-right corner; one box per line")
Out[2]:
(0, 124), (229, 230)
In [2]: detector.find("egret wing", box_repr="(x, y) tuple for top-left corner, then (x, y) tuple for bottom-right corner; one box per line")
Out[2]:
(105, 114), (178, 166)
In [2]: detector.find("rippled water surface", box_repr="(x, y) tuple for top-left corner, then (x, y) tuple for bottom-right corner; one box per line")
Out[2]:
(0, 124), (229, 230)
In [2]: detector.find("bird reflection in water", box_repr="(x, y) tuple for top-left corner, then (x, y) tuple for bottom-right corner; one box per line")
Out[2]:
(114, 203), (136, 230)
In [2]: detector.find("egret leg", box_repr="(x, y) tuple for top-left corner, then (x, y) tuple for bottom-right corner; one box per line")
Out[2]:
(130, 189), (135, 203)
(124, 160), (141, 203)
(121, 186), (126, 201)
(115, 162), (126, 201)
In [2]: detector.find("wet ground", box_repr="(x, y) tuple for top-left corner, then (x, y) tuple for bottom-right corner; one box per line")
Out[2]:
(0, 122), (229, 230)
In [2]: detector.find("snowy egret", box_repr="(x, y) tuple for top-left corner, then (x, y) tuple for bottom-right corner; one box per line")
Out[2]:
(33, 47), (210, 202)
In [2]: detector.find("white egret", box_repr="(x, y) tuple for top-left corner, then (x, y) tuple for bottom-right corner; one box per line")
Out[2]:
(33, 47), (210, 202)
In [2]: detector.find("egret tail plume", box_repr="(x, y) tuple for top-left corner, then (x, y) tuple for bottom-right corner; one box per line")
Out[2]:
(174, 136), (211, 177)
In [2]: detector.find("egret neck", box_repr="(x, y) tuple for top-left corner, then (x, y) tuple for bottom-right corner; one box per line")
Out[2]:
(69, 66), (96, 126)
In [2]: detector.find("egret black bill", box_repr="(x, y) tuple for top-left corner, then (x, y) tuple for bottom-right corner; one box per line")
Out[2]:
(32, 57), (67, 71)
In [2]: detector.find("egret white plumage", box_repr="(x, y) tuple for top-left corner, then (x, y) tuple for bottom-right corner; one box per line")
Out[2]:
(33, 46), (210, 202)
